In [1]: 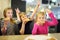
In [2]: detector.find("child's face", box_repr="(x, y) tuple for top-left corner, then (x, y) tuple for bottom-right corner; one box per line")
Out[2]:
(6, 9), (13, 18)
(21, 15), (29, 22)
(37, 14), (46, 24)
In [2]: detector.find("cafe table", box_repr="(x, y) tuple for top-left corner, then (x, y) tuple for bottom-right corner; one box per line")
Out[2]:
(0, 33), (60, 40)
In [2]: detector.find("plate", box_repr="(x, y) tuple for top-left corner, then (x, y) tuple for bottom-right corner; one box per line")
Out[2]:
(24, 35), (57, 40)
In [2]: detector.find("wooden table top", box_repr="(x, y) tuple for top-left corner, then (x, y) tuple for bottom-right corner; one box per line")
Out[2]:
(0, 33), (60, 40)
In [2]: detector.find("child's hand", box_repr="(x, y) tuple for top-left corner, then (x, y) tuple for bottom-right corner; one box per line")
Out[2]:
(22, 17), (29, 24)
(21, 17), (26, 24)
(45, 8), (52, 14)
(1, 26), (7, 35)
(15, 8), (20, 14)
(15, 8), (21, 21)
(37, 0), (40, 6)
(22, 19), (29, 24)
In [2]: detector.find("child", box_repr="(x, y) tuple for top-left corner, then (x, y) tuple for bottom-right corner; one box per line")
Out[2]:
(1, 8), (20, 35)
(18, 2), (40, 34)
(32, 9), (58, 35)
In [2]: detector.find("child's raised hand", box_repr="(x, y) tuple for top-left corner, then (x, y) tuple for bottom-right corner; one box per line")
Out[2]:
(37, 0), (40, 6)
(45, 8), (52, 14)
(15, 8), (21, 21)
(15, 8), (20, 14)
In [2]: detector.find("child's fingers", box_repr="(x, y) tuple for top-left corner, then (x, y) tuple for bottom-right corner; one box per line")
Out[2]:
(37, 0), (40, 6)
(15, 8), (20, 13)
(45, 8), (52, 14)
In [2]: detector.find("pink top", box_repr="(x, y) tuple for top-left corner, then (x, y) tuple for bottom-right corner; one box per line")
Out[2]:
(32, 12), (58, 35)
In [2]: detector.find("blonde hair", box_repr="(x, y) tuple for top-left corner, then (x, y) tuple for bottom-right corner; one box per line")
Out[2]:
(19, 12), (25, 17)
(19, 12), (26, 21)
(3, 7), (15, 24)
(35, 11), (46, 22)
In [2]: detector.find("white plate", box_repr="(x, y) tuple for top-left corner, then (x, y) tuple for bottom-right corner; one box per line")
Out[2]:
(24, 35), (57, 40)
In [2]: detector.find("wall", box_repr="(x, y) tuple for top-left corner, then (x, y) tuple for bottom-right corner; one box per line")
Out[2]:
(0, 0), (11, 18)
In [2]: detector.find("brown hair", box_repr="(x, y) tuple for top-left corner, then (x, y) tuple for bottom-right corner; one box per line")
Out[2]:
(3, 8), (12, 18)
(3, 8), (15, 24)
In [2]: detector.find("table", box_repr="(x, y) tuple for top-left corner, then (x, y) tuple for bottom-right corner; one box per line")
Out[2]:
(0, 33), (60, 40)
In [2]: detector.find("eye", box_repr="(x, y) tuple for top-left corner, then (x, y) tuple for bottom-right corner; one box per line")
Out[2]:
(42, 17), (45, 19)
(22, 17), (24, 18)
(39, 17), (41, 19)
(8, 12), (10, 14)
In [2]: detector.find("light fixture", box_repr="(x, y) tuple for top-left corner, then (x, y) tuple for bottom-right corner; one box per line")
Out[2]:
(26, 0), (34, 3)
(48, 5), (51, 9)
(51, 0), (57, 2)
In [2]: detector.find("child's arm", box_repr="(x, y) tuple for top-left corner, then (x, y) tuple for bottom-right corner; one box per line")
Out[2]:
(19, 17), (27, 35)
(30, 1), (40, 20)
(46, 9), (58, 26)
(19, 22), (25, 35)
(15, 8), (21, 22)
(1, 21), (7, 34)
(32, 24), (38, 35)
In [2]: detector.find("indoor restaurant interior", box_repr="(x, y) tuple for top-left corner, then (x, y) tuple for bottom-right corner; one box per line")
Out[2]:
(0, 0), (60, 40)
